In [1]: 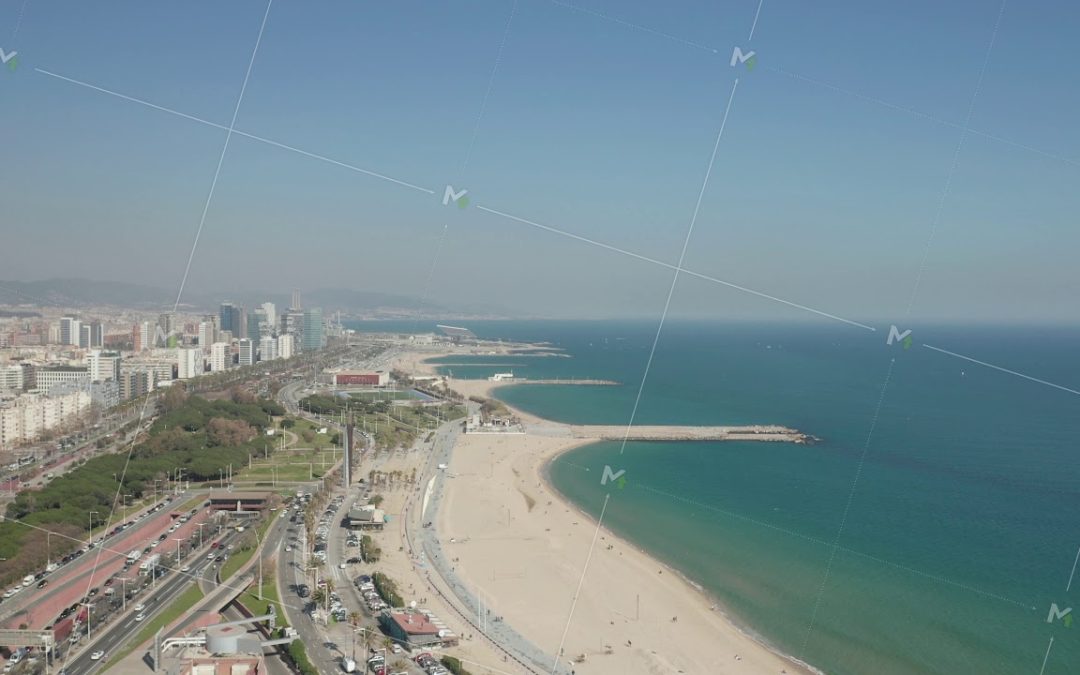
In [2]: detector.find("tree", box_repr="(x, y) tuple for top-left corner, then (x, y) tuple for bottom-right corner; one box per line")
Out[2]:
(160, 384), (189, 414)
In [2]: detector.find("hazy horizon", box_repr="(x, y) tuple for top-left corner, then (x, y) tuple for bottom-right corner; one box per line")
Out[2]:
(4, 1), (1078, 326)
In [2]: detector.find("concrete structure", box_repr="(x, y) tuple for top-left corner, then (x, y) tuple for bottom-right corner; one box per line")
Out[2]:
(0, 365), (25, 392)
(59, 316), (79, 346)
(276, 334), (294, 360)
(119, 369), (152, 400)
(210, 342), (230, 373)
(177, 347), (202, 379)
(345, 505), (385, 530)
(258, 336), (276, 362)
(207, 491), (271, 513)
(260, 302), (276, 329)
(302, 308), (324, 351)
(198, 320), (215, 351)
(35, 366), (90, 394)
(0, 389), (91, 448)
(238, 339), (255, 367)
(333, 371), (389, 387)
(379, 610), (457, 649)
(88, 350), (121, 382)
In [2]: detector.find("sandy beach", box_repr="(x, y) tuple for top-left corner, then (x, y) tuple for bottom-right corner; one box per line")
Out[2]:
(390, 350), (816, 675)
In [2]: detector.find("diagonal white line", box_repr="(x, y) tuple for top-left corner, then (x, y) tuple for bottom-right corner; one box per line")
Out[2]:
(547, 0), (719, 53)
(174, 0), (274, 311)
(549, 493), (609, 675)
(228, 129), (436, 194)
(461, 0), (518, 174)
(801, 358), (895, 654)
(617, 78), (740, 458)
(904, 0), (1008, 317)
(1039, 636), (1054, 675)
(1066, 545), (1080, 592)
(35, 68), (230, 131)
(747, 0), (765, 41)
(922, 344), (1080, 397)
(33, 67), (436, 195)
(475, 204), (876, 331)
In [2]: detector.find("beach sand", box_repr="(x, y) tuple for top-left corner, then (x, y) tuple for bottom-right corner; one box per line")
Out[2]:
(390, 354), (815, 675)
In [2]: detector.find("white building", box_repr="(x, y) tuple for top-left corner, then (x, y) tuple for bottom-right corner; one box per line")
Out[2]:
(0, 389), (92, 449)
(276, 334), (294, 360)
(0, 365), (24, 391)
(259, 336), (277, 361)
(210, 342), (231, 372)
(238, 339), (255, 367)
(35, 367), (90, 395)
(198, 321), (215, 351)
(177, 347), (202, 379)
(261, 302), (277, 329)
(59, 316), (80, 346)
(88, 351), (121, 382)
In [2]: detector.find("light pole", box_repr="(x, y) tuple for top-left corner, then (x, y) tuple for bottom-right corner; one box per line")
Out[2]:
(46, 531), (52, 569)
(87, 510), (99, 548)
(197, 523), (206, 549)
(173, 537), (183, 563)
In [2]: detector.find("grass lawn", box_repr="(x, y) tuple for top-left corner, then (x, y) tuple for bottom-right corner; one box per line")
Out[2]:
(102, 583), (203, 670)
(219, 517), (274, 582)
(237, 576), (290, 629)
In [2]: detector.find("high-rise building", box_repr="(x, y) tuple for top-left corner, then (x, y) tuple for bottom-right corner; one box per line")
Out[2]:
(290, 289), (301, 311)
(60, 316), (80, 346)
(88, 351), (121, 382)
(276, 334), (294, 360)
(157, 313), (175, 337)
(118, 370), (151, 401)
(282, 311), (304, 349)
(261, 302), (277, 329)
(133, 321), (153, 352)
(302, 308), (324, 352)
(177, 347), (202, 379)
(219, 303), (241, 336)
(210, 342), (230, 372)
(78, 324), (91, 349)
(88, 321), (104, 348)
(248, 310), (265, 341)
(259, 336), (277, 361)
(238, 339), (255, 367)
(198, 321), (215, 350)
(0, 365), (24, 392)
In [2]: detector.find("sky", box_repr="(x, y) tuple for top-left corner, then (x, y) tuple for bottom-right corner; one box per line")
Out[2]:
(1, 0), (1078, 324)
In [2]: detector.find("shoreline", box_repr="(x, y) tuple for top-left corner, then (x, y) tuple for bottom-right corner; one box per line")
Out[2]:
(395, 349), (821, 675)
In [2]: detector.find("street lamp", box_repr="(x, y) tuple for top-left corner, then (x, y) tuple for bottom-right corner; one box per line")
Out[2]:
(197, 523), (206, 549)
(173, 537), (184, 563)
(87, 511), (99, 548)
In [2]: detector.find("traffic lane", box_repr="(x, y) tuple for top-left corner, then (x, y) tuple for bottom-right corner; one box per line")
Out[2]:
(1, 498), (211, 629)
(63, 564), (197, 675)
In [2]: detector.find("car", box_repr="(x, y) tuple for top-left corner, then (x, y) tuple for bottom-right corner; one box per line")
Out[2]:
(134, 603), (145, 611)
(181, 565), (191, 572)
(90, 651), (104, 661)
(207, 553), (215, 560)
(37, 579), (48, 589)
(214, 556), (223, 563)
(346, 557), (361, 564)
(104, 578), (113, 587)
(285, 545), (292, 552)
(135, 613), (146, 622)
(339, 562), (347, 570)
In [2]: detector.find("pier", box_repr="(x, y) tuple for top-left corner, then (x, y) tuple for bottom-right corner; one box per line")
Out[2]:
(570, 424), (814, 444)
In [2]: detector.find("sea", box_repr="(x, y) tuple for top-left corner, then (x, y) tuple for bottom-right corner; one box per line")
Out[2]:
(348, 319), (1080, 675)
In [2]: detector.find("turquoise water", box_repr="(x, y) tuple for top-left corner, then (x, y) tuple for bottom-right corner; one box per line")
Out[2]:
(351, 320), (1080, 674)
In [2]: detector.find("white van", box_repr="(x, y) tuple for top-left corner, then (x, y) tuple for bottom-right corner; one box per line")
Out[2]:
(340, 657), (356, 673)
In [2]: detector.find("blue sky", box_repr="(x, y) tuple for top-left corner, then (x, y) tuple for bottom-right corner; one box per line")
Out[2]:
(1, 0), (1078, 322)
